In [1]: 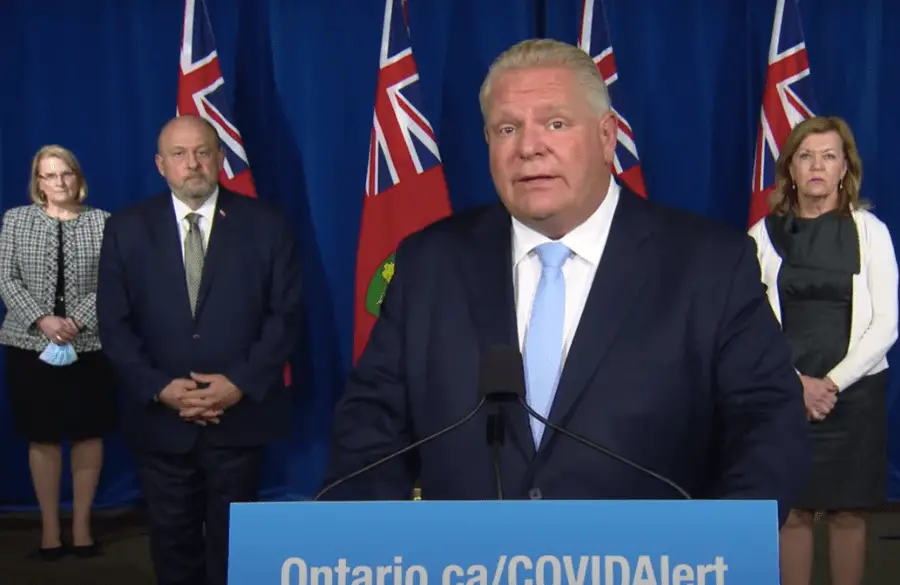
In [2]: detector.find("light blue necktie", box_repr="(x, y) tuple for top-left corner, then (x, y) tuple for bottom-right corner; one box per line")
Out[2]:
(523, 242), (571, 446)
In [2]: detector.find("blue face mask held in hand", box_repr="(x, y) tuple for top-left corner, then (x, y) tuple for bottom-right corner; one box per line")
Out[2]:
(39, 342), (78, 367)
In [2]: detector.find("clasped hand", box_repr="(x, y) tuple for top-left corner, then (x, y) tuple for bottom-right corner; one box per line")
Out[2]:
(159, 373), (243, 426)
(800, 375), (838, 421)
(38, 316), (80, 344)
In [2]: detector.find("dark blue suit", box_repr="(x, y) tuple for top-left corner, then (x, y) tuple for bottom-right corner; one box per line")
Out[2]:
(323, 189), (810, 526)
(97, 188), (302, 585)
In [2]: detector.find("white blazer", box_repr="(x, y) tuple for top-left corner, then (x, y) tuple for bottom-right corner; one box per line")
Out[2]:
(748, 209), (899, 391)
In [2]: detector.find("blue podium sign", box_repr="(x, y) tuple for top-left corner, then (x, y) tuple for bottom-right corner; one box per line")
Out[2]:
(229, 500), (778, 585)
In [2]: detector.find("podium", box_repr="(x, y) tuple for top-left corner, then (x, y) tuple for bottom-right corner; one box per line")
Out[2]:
(228, 500), (779, 584)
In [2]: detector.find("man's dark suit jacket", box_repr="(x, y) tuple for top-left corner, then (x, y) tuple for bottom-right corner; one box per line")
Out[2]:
(96, 188), (303, 454)
(322, 188), (811, 526)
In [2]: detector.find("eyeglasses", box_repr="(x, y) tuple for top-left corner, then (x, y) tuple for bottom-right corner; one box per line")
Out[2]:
(38, 171), (76, 182)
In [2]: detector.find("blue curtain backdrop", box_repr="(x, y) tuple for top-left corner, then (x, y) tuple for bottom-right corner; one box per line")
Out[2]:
(0, 0), (898, 510)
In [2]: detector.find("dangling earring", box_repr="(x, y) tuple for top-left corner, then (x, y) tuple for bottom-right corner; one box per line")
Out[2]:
(839, 179), (843, 192)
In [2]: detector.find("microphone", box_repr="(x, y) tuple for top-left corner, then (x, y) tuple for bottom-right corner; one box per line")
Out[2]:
(480, 347), (524, 501)
(481, 345), (692, 500)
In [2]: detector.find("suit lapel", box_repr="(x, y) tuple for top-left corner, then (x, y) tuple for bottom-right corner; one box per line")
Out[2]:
(152, 195), (194, 325)
(195, 189), (236, 315)
(459, 204), (536, 460)
(540, 191), (655, 450)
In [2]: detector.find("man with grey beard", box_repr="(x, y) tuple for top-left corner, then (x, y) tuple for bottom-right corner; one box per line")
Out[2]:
(97, 115), (303, 585)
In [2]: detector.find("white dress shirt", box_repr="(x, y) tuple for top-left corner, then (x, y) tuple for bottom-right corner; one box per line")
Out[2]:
(512, 180), (621, 363)
(171, 188), (218, 262)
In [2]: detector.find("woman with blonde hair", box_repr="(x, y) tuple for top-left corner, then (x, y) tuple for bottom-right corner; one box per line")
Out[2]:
(0, 145), (117, 560)
(748, 116), (898, 585)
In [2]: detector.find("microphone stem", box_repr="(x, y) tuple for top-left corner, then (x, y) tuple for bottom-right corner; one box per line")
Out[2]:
(519, 398), (692, 500)
(492, 441), (503, 499)
(314, 397), (487, 501)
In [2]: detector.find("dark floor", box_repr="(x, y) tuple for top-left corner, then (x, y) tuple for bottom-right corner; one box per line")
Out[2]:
(0, 508), (152, 585)
(1, 507), (900, 584)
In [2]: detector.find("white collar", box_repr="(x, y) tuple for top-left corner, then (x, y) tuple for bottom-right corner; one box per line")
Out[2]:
(171, 186), (219, 222)
(512, 179), (620, 266)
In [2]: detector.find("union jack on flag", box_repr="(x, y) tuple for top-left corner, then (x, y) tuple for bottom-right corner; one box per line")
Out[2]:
(365, 0), (442, 197)
(578, 0), (647, 198)
(748, 0), (816, 226)
(177, 0), (256, 198)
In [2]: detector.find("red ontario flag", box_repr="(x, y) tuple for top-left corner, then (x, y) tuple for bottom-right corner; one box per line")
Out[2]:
(353, 0), (453, 364)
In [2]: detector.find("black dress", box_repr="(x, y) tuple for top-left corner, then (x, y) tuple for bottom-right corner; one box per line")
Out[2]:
(6, 219), (118, 443)
(766, 210), (887, 510)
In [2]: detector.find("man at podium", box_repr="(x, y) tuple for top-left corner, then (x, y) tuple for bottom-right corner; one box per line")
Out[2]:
(321, 39), (810, 526)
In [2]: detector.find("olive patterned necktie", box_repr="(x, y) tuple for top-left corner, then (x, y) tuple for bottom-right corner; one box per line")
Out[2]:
(184, 212), (205, 315)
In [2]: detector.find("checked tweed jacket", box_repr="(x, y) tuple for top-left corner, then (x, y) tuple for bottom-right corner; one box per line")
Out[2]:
(0, 204), (110, 352)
